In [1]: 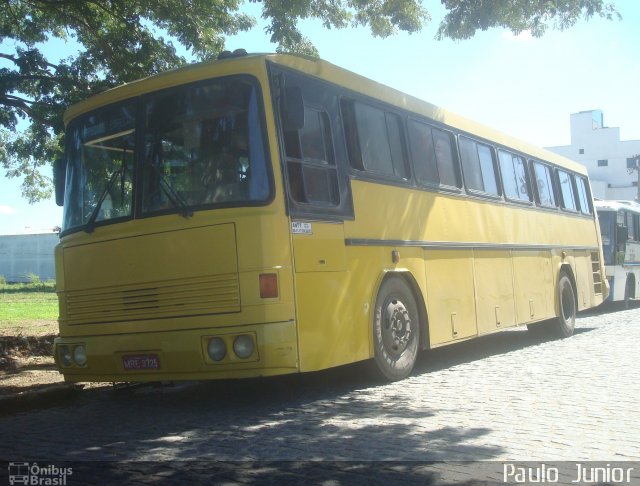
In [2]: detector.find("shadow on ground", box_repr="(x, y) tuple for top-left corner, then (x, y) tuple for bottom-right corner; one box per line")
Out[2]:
(0, 322), (583, 464)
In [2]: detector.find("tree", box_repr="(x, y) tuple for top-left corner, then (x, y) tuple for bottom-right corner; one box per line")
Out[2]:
(0, 0), (619, 202)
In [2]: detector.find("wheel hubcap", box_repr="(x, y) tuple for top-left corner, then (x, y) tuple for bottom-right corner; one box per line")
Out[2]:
(382, 299), (412, 357)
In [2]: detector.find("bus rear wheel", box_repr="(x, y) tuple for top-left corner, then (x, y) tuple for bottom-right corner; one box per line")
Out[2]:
(549, 272), (576, 338)
(371, 277), (419, 381)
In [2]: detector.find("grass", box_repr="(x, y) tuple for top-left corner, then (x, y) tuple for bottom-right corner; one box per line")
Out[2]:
(0, 287), (59, 374)
(0, 291), (59, 336)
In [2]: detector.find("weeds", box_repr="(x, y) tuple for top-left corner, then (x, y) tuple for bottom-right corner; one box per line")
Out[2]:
(0, 280), (56, 293)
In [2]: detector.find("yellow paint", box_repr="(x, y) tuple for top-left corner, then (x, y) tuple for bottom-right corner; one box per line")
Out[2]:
(292, 222), (347, 273)
(425, 250), (477, 343)
(473, 251), (517, 335)
(512, 251), (554, 323)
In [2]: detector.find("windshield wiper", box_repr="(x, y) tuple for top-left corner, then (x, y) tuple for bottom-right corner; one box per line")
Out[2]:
(148, 163), (194, 218)
(84, 166), (124, 234)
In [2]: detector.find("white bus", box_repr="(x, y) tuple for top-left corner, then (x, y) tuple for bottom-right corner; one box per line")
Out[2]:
(595, 200), (640, 306)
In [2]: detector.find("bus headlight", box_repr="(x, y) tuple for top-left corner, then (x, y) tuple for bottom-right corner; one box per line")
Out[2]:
(59, 345), (72, 367)
(207, 338), (226, 361)
(73, 345), (87, 366)
(233, 335), (254, 359)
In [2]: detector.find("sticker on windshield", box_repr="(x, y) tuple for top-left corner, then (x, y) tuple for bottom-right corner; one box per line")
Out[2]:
(292, 222), (312, 235)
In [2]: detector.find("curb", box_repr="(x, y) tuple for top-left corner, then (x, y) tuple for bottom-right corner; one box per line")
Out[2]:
(0, 383), (84, 416)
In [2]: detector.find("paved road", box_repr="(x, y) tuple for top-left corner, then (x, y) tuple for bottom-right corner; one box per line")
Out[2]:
(1, 305), (639, 483)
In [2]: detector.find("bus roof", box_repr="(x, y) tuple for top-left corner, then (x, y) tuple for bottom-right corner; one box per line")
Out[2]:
(64, 52), (587, 175)
(595, 200), (640, 214)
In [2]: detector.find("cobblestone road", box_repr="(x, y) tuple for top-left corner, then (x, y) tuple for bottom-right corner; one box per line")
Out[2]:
(1, 306), (639, 483)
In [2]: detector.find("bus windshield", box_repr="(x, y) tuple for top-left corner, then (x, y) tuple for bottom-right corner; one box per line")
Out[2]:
(62, 76), (270, 233)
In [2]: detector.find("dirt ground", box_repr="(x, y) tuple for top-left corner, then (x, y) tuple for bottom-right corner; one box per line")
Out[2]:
(0, 329), (66, 397)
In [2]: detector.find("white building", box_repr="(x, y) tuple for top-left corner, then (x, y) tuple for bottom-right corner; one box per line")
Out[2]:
(0, 232), (58, 283)
(546, 110), (640, 201)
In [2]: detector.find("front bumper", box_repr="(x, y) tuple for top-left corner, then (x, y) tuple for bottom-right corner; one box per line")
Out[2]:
(54, 320), (298, 382)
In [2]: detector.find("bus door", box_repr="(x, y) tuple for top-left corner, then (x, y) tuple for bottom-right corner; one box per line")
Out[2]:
(269, 65), (362, 371)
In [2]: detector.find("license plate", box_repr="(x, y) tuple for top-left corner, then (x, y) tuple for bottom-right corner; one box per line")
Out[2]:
(122, 354), (160, 370)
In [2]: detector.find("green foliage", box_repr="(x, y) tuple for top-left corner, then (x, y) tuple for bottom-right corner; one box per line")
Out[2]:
(25, 273), (41, 285)
(0, 279), (56, 293)
(0, 275), (6, 285)
(436, 0), (620, 40)
(1, 0), (619, 202)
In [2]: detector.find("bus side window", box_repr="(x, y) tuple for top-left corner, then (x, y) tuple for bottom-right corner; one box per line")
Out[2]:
(498, 149), (531, 202)
(432, 129), (460, 188)
(575, 176), (592, 215)
(285, 106), (339, 206)
(627, 211), (637, 241)
(459, 136), (499, 196)
(531, 160), (557, 208)
(557, 169), (578, 212)
(341, 99), (409, 180)
(408, 120), (460, 189)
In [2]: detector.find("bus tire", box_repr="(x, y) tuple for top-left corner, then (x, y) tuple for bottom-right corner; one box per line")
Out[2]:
(371, 277), (419, 381)
(550, 272), (577, 338)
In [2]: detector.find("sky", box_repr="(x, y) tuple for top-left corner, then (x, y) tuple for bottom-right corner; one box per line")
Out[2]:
(1, 0), (639, 235)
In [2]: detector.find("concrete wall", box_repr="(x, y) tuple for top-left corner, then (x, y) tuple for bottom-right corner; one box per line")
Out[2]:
(0, 233), (59, 283)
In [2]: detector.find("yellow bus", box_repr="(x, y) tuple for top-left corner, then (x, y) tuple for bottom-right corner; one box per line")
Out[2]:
(53, 51), (608, 383)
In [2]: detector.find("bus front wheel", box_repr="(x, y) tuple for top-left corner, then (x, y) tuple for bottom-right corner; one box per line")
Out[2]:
(550, 272), (577, 338)
(371, 277), (419, 381)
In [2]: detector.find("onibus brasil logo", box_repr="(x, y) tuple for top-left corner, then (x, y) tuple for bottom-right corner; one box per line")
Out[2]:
(8, 463), (73, 485)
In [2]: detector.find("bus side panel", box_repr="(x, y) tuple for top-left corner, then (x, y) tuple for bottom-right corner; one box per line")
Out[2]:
(424, 250), (477, 345)
(294, 242), (428, 373)
(512, 251), (554, 324)
(293, 221), (368, 372)
(294, 271), (369, 372)
(473, 250), (517, 335)
(571, 250), (594, 310)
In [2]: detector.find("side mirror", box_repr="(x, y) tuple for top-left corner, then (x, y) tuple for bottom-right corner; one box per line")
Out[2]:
(282, 86), (305, 131)
(54, 158), (66, 207)
(616, 224), (629, 245)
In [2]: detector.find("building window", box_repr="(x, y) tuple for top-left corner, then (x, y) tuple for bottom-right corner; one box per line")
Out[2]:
(579, 149), (584, 154)
(597, 159), (608, 167)
(628, 157), (639, 169)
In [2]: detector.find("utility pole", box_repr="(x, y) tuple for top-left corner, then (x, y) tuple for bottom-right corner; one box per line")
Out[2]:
(628, 154), (640, 202)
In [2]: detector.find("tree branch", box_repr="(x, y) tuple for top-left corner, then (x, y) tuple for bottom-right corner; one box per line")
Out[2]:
(4, 71), (89, 91)
(0, 51), (62, 72)
(0, 94), (57, 127)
